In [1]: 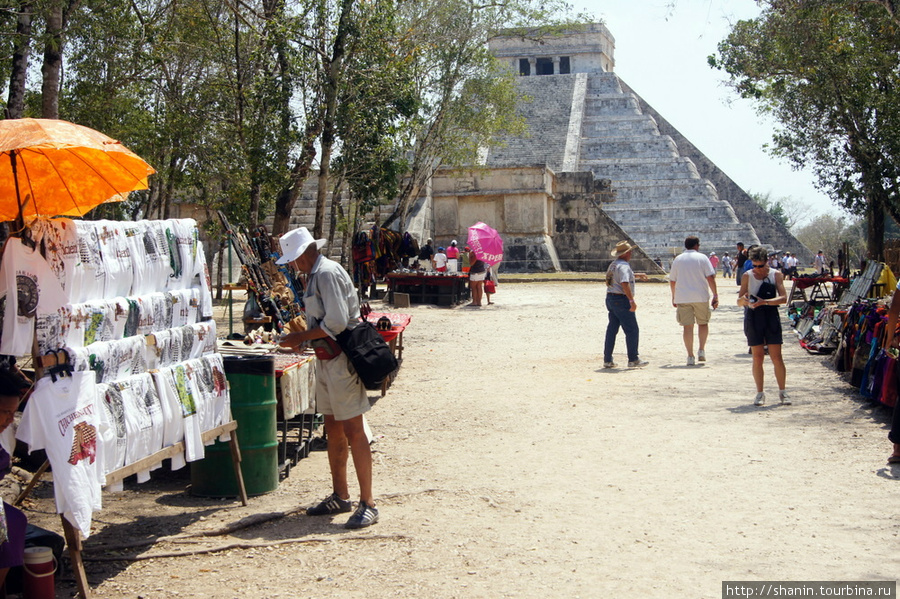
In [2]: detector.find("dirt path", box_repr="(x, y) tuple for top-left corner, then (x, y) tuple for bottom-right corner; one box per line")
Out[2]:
(22, 280), (900, 598)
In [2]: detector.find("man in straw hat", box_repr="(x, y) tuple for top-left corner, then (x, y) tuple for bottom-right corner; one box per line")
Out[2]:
(604, 241), (649, 369)
(277, 227), (379, 529)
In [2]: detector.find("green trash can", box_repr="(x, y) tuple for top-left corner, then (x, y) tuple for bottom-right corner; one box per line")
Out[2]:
(191, 356), (279, 497)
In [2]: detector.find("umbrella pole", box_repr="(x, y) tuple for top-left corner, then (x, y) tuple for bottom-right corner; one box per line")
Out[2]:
(10, 151), (24, 232)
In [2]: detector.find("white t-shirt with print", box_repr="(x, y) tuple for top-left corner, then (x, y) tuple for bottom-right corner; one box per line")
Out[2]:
(16, 371), (104, 538)
(0, 238), (68, 356)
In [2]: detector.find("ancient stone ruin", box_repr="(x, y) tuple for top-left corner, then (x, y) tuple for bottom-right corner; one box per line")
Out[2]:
(279, 22), (809, 273)
(483, 22), (809, 271)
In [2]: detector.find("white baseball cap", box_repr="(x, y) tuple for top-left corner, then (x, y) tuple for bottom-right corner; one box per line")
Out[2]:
(275, 227), (326, 265)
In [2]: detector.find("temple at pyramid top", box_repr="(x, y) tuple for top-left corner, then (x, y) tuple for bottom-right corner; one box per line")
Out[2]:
(489, 23), (616, 75)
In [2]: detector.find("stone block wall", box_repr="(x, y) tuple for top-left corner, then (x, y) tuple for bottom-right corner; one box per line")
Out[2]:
(486, 76), (578, 172)
(553, 172), (663, 273)
(616, 78), (812, 261)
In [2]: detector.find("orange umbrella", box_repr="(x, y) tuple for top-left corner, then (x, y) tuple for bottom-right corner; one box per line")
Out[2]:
(0, 118), (155, 222)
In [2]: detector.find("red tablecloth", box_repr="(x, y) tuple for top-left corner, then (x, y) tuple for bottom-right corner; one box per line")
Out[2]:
(791, 276), (849, 290)
(367, 312), (411, 343)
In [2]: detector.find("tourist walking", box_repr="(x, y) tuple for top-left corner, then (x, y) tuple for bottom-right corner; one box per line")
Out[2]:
(814, 250), (826, 275)
(467, 248), (486, 307)
(735, 242), (749, 286)
(669, 236), (719, 365)
(738, 246), (789, 406)
(277, 227), (379, 529)
(722, 252), (733, 278)
(603, 241), (648, 369)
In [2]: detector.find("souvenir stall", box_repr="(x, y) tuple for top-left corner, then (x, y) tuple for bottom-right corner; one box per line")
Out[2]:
(218, 212), (302, 334)
(0, 119), (245, 599)
(788, 259), (899, 409)
(4, 217), (242, 599)
(790, 261), (885, 349)
(386, 271), (470, 306)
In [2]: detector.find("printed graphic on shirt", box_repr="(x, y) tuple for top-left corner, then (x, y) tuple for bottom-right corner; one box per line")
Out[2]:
(68, 421), (97, 466)
(16, 273), (38, 317)
(173, 364), (197, 416)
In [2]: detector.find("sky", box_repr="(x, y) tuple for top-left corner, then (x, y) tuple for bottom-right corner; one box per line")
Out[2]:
(569, 0), (842, 226)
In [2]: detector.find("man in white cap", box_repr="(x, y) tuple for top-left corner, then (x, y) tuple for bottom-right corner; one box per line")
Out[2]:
(277, 227), (378, 529)
(603, 240), (648, 369)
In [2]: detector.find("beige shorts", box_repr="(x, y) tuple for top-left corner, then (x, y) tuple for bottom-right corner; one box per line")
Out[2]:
(314, 352), (370, 421)
(676, 302), (712, 326)
(469, 272), (486, 282)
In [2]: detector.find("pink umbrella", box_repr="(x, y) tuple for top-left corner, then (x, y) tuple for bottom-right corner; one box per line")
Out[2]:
(467, 222), (503, 265)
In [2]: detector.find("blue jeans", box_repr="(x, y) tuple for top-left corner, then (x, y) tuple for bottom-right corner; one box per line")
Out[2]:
(604, 293), (639, 362)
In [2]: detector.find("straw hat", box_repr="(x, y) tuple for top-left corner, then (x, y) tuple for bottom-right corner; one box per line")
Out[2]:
(610, 240), (637, 257)
(275, 227), (326, 265)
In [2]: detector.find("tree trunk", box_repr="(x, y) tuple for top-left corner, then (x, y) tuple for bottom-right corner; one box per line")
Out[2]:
(7, 2), (32, 119)
(866, 191), (886, 261)
(313, 0), (354, 239)
(216, 239), (225, 300)
(249, 183), (261, 229)
(271, 122), (320, 236)
(41, 1), (64, 119)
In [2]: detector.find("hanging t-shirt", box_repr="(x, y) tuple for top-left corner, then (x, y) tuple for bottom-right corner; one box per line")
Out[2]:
(154, 364), (203, 463)
(16, 371), (103, 538)
(184, 355), (230, 436)
(93, 382), (123, 485)
(82, 300), (117, 346)
(195, 242), (214, 320)
(34, 218), (82, 302)
(111, 373), (164, 482)
(97, 221), (134, 299)
(150, 369), (185, 470)
(74, 221), (107, 303)
(122, 223), (149, 297)
(141, 221), (173, 293)
(164, 219), (198, 292)
(0, 238), (68, 356)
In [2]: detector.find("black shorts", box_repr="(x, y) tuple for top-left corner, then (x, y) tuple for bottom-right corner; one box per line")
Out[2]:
(744, 307), (783, 346)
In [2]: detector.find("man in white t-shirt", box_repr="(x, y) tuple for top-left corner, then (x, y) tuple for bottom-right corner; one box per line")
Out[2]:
(669, 236), (718, 366)
(813, 250), (826, 275)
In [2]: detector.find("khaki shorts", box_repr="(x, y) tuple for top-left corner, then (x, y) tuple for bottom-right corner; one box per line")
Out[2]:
(676, 302), (712, 326)
(314, 352), (370, 421)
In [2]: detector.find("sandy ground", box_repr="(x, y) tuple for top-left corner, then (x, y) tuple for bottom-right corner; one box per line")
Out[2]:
(13, 278), (900, 598)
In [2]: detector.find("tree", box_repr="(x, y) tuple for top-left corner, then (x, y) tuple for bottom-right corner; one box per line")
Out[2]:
(381, 0), (578, 230)
(710, 1), (900, 260)
(749, 190), (812, 230)
(793, 213), (866, 268)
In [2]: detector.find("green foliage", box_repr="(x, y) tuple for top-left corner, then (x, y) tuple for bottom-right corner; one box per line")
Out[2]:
(711, 0), (900, 258)
(0, 0), (583, 239)
(793, 212), (867, 266)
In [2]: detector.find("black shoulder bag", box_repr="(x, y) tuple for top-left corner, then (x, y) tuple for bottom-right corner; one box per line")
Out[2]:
(336, 318), (398, 390)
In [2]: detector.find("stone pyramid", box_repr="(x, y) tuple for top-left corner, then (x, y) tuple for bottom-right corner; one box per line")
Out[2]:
(486, 23), (808, 267)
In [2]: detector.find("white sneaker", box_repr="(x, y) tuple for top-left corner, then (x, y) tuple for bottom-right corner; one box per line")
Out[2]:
(698, 349), (706, 362)
(687, 356), (696, 366)
(754, 392), (766, 406)
(779, 390), (791, 405)
(627, 359), (649, 368)
(603, 362), (617, 369)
